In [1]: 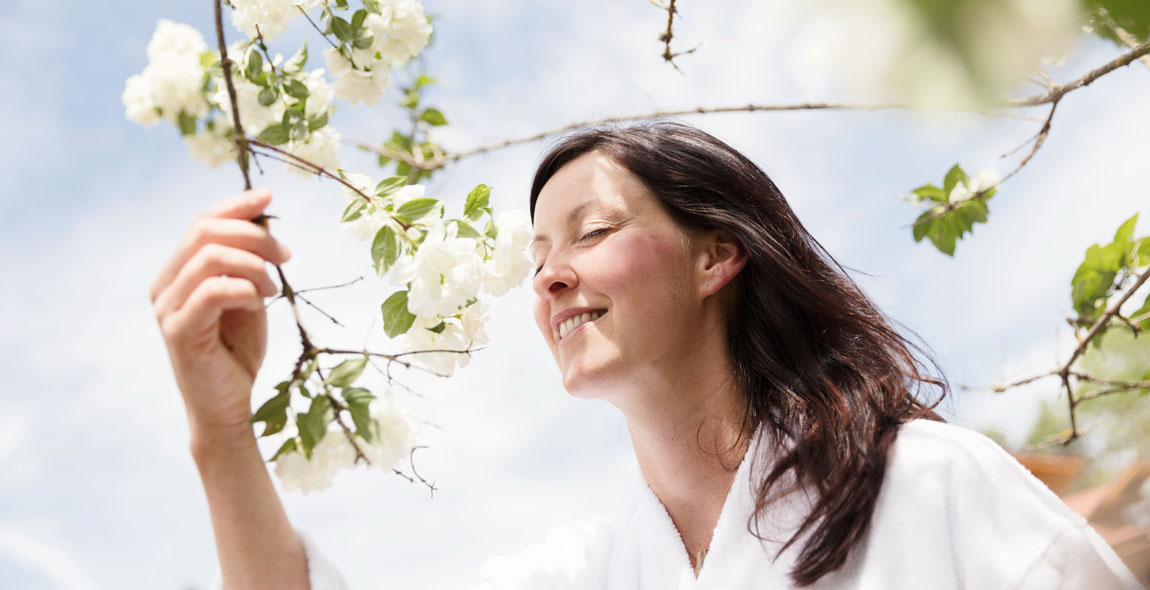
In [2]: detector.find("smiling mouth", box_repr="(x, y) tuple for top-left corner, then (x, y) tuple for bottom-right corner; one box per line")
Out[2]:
(556, 310), (607, 343)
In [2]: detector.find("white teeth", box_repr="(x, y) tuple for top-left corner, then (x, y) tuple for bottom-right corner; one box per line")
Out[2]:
(557, 310), (605, 340)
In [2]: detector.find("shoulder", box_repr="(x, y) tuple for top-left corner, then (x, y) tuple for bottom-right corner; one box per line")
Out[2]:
(886, 418), (1074, 511)
(473, 513), (622, 590)
(858, 419), (1140, 588)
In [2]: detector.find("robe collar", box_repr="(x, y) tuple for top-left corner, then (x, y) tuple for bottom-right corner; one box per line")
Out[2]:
(608, 423), (818, 590)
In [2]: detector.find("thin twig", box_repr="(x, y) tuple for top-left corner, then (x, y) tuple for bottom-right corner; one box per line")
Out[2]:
(352, 41), (1150, 174)
(213, 0), (251, 188)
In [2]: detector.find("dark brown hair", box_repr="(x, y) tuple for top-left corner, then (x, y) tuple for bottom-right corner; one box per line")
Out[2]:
(529, 120), (947, 586)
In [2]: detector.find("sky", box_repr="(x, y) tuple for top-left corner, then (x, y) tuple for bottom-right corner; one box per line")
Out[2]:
(1, 0), (1148, 588)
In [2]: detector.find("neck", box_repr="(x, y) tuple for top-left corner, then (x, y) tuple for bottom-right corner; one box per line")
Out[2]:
(613, 322), (751, 568)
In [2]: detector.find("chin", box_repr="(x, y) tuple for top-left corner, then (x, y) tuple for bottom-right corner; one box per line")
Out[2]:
(559, 355), (620, 400)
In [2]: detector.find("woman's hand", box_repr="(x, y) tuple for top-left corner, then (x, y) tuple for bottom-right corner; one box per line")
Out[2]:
(150, 188), (293, 439)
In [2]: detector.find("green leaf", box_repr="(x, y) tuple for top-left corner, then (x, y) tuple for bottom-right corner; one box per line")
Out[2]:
(381, 291), (417, 338)
(400, 90), (419, 109)
(348, 401), (374, 443)
(342, 387), (376, 405)
(334, 0), (349, 9)
(372, 226), (401, 277)
(246, 50), (263, 83)
(341, 197), (368, 222)
(395, 198), (440, 224)
(484, 218), (498, 239)
(375, 175), (408, 198)
(427, 321), (447, 334)
(451, 219), (481, 238)
(308, 111), (329, 131)
(258, 86), (278, 106)
(911, 184), (947, 204)
(258, 123), (290, 146)
(387, 131), (412, 152)
(326, 356), (368, 388)
(342, 387), (376, 444)
(420, 108), (447, 126)
(177, 111), (197, 136)
(395, 161), (412, 178)
(351, 8), (368, 30)
(1134, 236), (1150, 267)
(331, 16), (354, 42)
(464, 184), (491, 221)
(942, 164), (969, 195)
(284, 42), (308, 73)
(199, 51), (219, 68)
(283, 79), (310, 100)
(260, 412), (288, 437)
(414, 74), (436, 89)
(299, 395), (333, 458)
(1112, 213), (1139, 265)
(353, 32), (374, 50)
(1132, 293), (1150, 332)
(251, 391), (291, 424)
(270, 438), (299, 461)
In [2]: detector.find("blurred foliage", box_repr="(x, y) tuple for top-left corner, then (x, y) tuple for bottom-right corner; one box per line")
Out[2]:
(1084, 0), (1150, 45)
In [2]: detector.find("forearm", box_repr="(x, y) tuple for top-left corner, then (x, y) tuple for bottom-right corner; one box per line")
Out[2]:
(192, 424), (309, 590)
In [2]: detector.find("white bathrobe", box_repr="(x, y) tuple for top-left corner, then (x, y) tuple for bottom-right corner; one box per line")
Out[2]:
(213, 419), (1141, 589)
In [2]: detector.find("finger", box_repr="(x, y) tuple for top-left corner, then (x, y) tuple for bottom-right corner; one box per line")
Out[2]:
(150, 216), (291, 302)
(154, 243), (279, 318)
(201, 187), (273, 221)
(161, 276), (263, 346)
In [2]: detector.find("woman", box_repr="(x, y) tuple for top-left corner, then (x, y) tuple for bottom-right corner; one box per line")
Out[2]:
(152, 121), (1139, 589)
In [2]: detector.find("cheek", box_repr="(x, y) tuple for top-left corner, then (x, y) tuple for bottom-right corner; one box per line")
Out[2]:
(590, 231), (692, 315)
(533, 297), (554, 343)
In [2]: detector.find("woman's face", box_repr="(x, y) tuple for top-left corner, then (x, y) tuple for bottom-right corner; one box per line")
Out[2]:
(531, 151), (705, 399)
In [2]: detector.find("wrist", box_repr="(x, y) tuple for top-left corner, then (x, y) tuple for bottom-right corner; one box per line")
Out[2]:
(189, 419), (257, 461)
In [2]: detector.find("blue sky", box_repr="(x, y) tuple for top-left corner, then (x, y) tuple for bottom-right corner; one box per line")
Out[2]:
(1, 0), (1148, 588)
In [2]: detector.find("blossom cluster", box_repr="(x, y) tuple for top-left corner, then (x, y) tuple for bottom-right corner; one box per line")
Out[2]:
(124, 4), (520, 496)
(901, 166), (1001, 207)
(122, 1), (434, 172)
(274, 387), (420, 494)
(339, 174), (534, 376)
(322, 0), (434, 105)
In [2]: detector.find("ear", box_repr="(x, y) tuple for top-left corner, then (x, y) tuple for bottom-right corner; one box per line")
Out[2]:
(696, 228), (748, 298)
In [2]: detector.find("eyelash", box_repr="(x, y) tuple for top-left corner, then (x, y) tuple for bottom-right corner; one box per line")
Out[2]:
(534, 228), (609, 277)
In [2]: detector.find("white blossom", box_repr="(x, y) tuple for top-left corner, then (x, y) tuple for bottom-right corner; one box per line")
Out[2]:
(185, 119), (239, 167)
(459, 301), (490, 348)
(362, 393), (419, 470)
(275, 430), (357, 494)
(123, 19), (210, 126)
(400, 315), (472, 376)
(947, 168), (1001, 204)
(483, 210), (534, 296)
(286, 126), (341, 178)
(212, 76), (285, 134)
(366, 1), (433, 66)
(230, 0), (322, 42)
(338, 172), (390, 241)
(302, 69), (335, 118)
(407, 222), (484, 318)
(324, 47), (389, 106)
(122, 74), (160, 126)
(147, 19), (209, 63)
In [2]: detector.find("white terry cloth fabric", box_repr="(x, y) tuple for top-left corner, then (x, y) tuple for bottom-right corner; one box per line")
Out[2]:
(211, 419), (1142, 589)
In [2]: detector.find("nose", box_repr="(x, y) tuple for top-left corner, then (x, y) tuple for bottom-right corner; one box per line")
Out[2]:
(532, 257), (577, 300)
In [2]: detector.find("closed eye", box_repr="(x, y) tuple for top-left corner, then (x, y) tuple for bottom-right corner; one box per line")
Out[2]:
(534, 229), (610, 277)
(580, 228), (608, 241)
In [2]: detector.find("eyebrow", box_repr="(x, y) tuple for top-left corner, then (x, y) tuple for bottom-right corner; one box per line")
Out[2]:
(530, 201), (595, 248)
